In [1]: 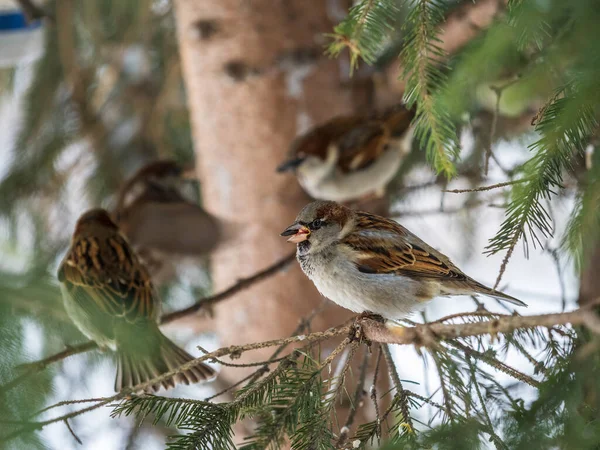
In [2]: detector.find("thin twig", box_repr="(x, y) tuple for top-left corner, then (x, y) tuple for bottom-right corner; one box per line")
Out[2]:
(32, 397), (110, 418)
(64, 419), (83, 445)
(507, 336), (547, 374)
(382, 344), (413, 431)
(197, 345), (288, 368)
(204, 370), (266, 402)
(5, 305), (600, 442)
(1, 325), (348, 443)
(1, 342), (98, 392)
(336, 347), (370, 448)
(370, 345), (383, 440)
(443, 179), (529, 194)
(547, 247), (568, 311)
(485, 78), (520, 175)
(430, 350), (455, 421)
(468, 358), (507, 450)
(406, 390), (445, 412)
(493, 236), (518, 290)
(448, 340), (539, 387)
(243, 299), (329, 388)
(161, 252), (295, 323)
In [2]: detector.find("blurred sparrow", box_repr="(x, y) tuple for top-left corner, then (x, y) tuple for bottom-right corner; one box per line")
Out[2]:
(281, 201), (526, 320)
(115, 160), (223, 284)
(277, 104), (415, 202)
(58, 209), (215, 392)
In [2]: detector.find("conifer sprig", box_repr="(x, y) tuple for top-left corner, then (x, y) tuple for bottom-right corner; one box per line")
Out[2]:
(400, 0), (459, 178)
(326, 0), (399, 72)
(485, 83), (598, 266)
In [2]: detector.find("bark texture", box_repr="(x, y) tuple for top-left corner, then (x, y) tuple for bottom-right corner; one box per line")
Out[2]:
(579, 242), (600, 306)
(174, 0), (357, 365)
(173, 0), (381, 438)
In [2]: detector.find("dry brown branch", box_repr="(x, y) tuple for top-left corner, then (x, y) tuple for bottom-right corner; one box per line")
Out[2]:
(5, 304), (600, 443)
(162, 252), (295, 324)
(443, 179), (529, 194)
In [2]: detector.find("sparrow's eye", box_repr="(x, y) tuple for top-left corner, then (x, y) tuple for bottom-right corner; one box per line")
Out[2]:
(309, 219), (324, 230)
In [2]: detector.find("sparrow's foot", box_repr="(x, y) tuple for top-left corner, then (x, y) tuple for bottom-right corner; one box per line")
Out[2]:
(349, 311), (386, 346)
(356, 311), (386, 323)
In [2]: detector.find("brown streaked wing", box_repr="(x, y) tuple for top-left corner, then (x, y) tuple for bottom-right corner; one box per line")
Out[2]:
(337, 122), (389, 173)
(289, 116), (365, 161)
(59, 235), (157, 322)
(343, 212), (468, 281)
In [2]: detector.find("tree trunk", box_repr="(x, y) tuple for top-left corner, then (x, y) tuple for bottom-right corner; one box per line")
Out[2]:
(579, 242), (600, 306)
(173, 0), (385, 441)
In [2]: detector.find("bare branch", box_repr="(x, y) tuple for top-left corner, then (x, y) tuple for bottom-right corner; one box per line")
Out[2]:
(443, 179), (529, 194)
(336, 347), (370, 448)
(484, 78), (520, 175)
(493, 236), (517, 290)
(1, 342), (98, 392)
(4, 304), (600, 443)
(161, 252), (295, 323)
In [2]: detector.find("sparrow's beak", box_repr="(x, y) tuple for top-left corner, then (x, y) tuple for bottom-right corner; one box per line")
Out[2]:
(280, 223), (310, 243)
(276, 157), (306, 173)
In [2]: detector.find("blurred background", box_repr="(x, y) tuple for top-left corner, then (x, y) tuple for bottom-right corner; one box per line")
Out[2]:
(0, 0), (590, 448)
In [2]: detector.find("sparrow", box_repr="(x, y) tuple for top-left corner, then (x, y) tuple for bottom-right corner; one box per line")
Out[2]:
(114, 160), (223, 284)
(58, 208), (216, 392)
(281, 201), (526, 320)
(277, 104), (416, 203)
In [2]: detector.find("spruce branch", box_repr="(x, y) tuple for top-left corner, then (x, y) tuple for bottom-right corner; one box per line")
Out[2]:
(5, 304), (600, 444)
(326, 0), (399, 71)
(382, 343), (413, 433)
(336, 348), (370, 448)
(401, 0), (460, 178)
(448, 340), (539, 388)
(467, 358), (508, 450)
(486, 83), (599, 287)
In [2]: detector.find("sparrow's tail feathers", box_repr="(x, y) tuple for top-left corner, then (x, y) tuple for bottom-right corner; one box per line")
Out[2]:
(470, 280), (527, 307)
(115, 325), (216, 393)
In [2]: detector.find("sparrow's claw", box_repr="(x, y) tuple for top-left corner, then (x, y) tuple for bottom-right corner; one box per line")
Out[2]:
(356, 311), (385, 323)
(349, 312), (385, 346)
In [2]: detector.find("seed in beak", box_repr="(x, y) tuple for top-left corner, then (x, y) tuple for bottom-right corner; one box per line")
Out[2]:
(280, 224), (310, 243)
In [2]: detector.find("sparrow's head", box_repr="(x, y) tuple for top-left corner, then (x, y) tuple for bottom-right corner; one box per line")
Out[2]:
(276, 140), (308, 173)
(281, 201), (351, 255)
(276, 128), (331, 173)
(116, 160), (198, 218)
(75, 208), (119, 235)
